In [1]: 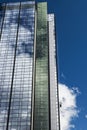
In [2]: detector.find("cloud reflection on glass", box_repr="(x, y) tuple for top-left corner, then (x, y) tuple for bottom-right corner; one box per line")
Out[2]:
(0, 2), (35, 130)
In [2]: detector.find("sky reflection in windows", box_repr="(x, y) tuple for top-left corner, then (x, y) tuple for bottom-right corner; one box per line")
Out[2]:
(0, 2), (35, 130)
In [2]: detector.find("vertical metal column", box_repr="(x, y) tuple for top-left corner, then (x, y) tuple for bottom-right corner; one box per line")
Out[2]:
(31, 4), (37, 130)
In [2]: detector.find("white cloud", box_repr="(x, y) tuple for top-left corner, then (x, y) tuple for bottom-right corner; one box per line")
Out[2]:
(59, 83), (79, 130)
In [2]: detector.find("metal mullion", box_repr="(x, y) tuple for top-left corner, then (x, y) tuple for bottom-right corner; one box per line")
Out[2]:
(31, 4), (37, 130)
(54, 16), (61, 130)
(6, 2), (21, 130)
(47, 20), (51, 130)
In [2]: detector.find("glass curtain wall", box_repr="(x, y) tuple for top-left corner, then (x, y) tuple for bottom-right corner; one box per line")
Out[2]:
(0, 1), (35, 130)
(34, 2), (49, 130)
(0, 3), (20, 130)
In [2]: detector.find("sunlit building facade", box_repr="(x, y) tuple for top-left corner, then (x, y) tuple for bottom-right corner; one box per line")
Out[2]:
(0, 1), (59, 130)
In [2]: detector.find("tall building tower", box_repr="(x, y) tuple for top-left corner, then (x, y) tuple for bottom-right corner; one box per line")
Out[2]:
(0, 1), (60, 130)
(48, 14), (59, 130)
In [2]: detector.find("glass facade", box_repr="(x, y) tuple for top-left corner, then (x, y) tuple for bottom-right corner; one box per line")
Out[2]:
(0, 2), (35, 130)
(0, 1), (60, 130)
(34, 2), (49, 130)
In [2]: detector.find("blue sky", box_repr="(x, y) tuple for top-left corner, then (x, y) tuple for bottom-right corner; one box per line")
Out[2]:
(0, 0), (87, 129)
(56, 0), (87, 129)
(57, 0), (87, 130)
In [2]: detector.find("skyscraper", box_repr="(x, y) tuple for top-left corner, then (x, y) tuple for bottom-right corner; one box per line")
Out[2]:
(0, 1), (60, 130)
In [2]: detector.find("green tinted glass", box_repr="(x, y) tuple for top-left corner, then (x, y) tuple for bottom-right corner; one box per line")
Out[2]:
(34, 2), (49, 130)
